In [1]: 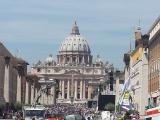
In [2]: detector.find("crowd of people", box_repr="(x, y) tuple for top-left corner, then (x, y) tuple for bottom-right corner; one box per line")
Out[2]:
(0, 103), (98, 120)
(0, 111), (23, 119)
(45, 103), (96, 120)
(0, 103), (140, 120)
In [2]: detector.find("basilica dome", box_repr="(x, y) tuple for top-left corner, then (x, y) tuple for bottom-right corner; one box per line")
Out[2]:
(59, 22), (90, 54)
(45, 54), (55, 65)
(57, 22), (92, 65)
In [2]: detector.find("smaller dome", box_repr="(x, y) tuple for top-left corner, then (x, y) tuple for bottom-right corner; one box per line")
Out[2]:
(95, 55), (102, 63)
(45, 54), (55, 64)
(34, 60), (42, 67)
(95, 55), (103, 66)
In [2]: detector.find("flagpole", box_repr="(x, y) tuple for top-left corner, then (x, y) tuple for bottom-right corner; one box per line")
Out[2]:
(113, 66), (133, 120)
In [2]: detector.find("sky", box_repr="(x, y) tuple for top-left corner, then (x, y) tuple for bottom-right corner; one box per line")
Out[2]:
(0, 0), (159, 71)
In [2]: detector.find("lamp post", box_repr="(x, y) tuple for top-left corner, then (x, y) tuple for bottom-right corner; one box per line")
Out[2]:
(39, 78), (57, 105)
(97, 77), (105, 111)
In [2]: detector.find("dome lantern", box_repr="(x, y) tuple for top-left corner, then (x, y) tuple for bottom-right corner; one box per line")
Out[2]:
(71, 21), (80, 35)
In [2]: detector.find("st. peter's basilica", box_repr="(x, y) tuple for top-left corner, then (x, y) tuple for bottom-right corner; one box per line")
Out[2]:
(30, 22), (115, 105)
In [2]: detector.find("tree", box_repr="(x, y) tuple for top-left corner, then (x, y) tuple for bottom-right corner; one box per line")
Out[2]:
(15, 102), (22, 111)
(105, 103), (115, 112)
(0, 103), (5, 116)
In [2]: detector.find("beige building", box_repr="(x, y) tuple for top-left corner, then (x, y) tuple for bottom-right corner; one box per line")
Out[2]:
(123, 26), (149, 118)
(148, 16), (160, 107)
(31, 22), (115, 105)
(0, 42), (28, 104)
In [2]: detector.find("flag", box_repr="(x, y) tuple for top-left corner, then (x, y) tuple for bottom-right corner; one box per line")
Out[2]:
(119, 75), (131, 105)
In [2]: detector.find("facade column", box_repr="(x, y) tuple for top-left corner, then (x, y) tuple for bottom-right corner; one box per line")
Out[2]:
(30, 83), (35, 105)
(76, 56), (78, 65)
(64, 55), (67, 64)
(62, 80), (64, 99)
(16, 65), (24, 103)
(59, 80), (62, 99)
(25, 81), (29, 104)
(80, 80), (83, 99)
(71, 74), (74, 97)
(57, 55), (60, 64)
(3, 56), (10, 103)
(82, 56), (85, 64)
(70, 55), (73, 63)
(51, 86), (56, 105)
(74, 80), (77, 99)
(83, 80), (86, 99)
(88, 86), (93, 99)
(88, 56), (90, 64)
(42, 91), (45, 104)
(67, 80), (70, 99)
(34, 87), (38, 104)
(115, 77), (120, 104)
(16, 75), (21, 103)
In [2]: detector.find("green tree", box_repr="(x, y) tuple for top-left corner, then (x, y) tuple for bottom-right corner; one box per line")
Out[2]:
(15, 102), (22, 111)
(105, 103), (115, 112)
(0, 103), (5, 116)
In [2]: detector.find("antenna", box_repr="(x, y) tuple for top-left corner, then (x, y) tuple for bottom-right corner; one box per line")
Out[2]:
(138, 18), (141, 27)
(137, 18), (141, 31)
(129, 41), (132, 53)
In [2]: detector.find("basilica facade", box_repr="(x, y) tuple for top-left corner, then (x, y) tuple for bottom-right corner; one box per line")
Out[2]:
(31, 22), (114, 105)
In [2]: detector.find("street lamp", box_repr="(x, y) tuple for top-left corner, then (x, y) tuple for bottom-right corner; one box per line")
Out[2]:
(38, 78), (57, 105)
(99, 77), (106, 94)
(97, 77), (105, 111)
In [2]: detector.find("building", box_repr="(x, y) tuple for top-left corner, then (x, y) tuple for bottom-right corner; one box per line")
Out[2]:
(0, 42), (28, 104)
(148, 16), (160, 107)
(31, 22), (115, 105)
(123, 26), (149, 118)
